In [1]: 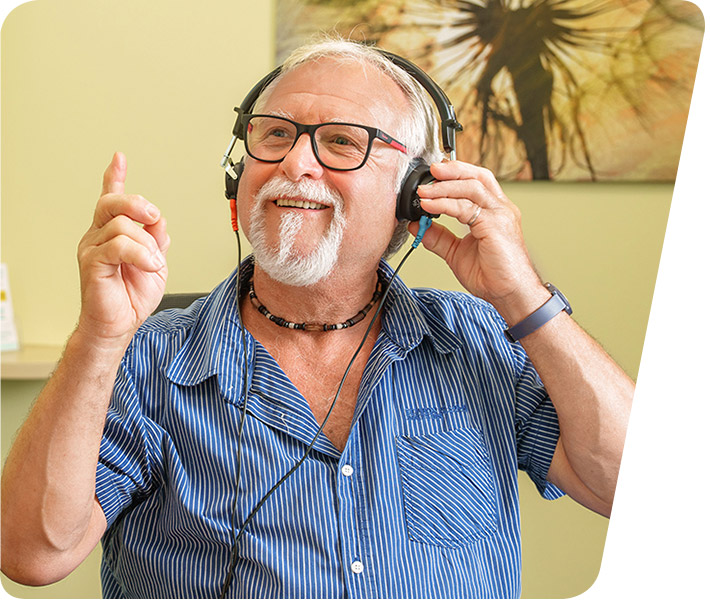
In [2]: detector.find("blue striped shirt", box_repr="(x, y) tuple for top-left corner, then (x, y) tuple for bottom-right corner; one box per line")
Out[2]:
(95, 258), (563, 598)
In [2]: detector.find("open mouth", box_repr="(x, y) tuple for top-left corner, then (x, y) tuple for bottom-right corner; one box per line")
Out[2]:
(275, 198), (329, 210)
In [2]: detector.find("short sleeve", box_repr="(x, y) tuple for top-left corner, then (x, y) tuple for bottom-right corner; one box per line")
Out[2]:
(514, 356), (564, 501)
(95, 349), (163, 528)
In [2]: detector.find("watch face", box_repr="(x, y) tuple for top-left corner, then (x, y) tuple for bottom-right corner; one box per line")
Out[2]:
(545, 283), (573, 315)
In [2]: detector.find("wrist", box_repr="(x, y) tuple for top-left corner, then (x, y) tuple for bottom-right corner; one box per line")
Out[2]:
(492, 283), (551, 327)
(502, 283), (573, 343)
(68, 324), (134, 367)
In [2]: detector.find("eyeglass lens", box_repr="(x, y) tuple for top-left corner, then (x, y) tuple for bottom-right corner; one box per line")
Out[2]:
(246, 116), (372, 170)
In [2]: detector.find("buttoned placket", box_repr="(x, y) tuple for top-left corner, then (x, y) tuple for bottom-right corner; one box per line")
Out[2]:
(335, 323), (417, 599)
(336, 421), (369, 598)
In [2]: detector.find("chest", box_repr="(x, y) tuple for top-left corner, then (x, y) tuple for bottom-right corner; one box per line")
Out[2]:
(106, 347), (522, 598)
(268, 338), (375, 451)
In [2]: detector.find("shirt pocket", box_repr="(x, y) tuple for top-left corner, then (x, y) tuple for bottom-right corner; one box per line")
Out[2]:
(396, 427), (499, 549)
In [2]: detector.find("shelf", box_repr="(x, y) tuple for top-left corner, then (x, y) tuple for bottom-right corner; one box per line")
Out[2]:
(1, 345), (63, 380)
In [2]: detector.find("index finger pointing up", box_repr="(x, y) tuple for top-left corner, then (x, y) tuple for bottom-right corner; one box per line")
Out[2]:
(102, 151), (127, 196)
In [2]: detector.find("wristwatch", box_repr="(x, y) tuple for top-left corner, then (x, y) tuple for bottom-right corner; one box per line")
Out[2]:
(504, 283), (572, 343)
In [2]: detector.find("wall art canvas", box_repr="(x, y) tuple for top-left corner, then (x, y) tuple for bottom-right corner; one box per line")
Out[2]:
(276, 0), (704, 180)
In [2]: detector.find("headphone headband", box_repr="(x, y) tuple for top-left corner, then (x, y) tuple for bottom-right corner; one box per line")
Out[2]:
(231, 49), (462, 155)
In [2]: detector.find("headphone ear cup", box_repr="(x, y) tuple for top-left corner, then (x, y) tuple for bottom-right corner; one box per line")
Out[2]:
(396, 159), (437, 221)
(225, 158), (245, 200)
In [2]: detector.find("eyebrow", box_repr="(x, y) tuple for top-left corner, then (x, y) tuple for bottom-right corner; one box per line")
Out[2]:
(265, 108), (295, 120)
(261, 111), (372, 127)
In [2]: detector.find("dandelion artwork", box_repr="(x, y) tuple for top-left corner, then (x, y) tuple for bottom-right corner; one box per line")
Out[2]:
(276, 0), (704, 180)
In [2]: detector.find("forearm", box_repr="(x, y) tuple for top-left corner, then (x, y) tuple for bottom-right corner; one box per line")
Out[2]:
(1, 329), (127, 573)
(2, 153), (168, 583)
(504, 293), (634, 505)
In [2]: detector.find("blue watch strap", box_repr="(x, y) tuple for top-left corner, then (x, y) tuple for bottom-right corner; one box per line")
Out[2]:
(504, 283), (572, 343)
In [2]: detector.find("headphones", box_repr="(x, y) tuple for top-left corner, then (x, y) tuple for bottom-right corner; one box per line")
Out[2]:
(220, 49), (462, 222)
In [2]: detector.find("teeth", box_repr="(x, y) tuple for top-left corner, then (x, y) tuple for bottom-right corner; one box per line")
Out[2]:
(275, 198), (328, 210)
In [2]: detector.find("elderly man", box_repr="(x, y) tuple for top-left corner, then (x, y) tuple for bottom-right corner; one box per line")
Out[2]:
(1, 39), (633, 598)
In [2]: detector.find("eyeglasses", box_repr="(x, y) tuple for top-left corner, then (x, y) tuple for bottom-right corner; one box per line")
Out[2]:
(241, 112), (408, 171)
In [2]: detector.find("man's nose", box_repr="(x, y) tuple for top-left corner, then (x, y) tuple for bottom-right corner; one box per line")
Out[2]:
(279, 133), (324, 181)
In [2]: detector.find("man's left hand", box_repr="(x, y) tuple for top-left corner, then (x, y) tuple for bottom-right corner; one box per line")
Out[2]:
(408, 160), (546, 316)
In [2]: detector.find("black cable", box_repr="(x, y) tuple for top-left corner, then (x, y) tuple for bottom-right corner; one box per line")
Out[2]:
(219, 230), (249, 599)
(218, 241), (419, 598)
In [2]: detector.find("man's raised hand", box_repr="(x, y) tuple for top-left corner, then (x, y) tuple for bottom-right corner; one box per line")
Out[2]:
(76, 152), (170, 348)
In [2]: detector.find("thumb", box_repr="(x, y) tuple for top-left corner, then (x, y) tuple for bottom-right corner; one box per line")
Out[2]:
(101, 151), (127, 196)
(407, 219), (458, 263)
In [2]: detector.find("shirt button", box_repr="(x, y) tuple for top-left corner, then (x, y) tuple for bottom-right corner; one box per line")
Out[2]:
(341, 464), (354, 477)
(351, 560), (364, 574)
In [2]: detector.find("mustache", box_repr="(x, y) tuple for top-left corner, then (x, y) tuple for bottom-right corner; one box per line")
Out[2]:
(254, 175), (344, 209)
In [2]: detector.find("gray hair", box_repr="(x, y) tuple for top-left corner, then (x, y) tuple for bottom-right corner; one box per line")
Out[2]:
(253, 36), (445, 257)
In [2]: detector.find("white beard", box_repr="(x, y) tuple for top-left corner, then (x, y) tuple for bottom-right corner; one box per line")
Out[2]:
(248, 176), (347, 287)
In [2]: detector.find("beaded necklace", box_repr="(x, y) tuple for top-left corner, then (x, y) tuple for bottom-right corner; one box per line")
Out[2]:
(248, 276), (383, 332)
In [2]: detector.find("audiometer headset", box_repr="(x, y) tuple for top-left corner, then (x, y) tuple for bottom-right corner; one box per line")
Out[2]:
(216, 50), (462, 598)
(220, 50), (463, 222)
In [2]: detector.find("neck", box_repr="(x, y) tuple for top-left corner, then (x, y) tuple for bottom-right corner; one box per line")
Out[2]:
(244, 260), (383, 328)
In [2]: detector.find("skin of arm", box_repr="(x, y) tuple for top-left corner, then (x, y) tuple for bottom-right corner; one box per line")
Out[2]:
(1, 152), (170, 584)
(411, 160), (634, 517)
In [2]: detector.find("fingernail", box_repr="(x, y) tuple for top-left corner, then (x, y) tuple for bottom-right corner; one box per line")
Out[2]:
(146, 204), (160, 219)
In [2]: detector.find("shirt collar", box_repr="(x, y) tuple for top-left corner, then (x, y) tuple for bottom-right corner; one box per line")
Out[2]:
(377, 259), (462, 356)
(165, 256), (461, 389)
(164, 259), (252, 394)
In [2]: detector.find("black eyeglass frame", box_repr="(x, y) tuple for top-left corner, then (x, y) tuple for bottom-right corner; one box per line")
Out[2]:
(240, 110), (409, 172)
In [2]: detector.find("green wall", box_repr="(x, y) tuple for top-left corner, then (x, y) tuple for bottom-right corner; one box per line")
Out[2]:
(1, 0), (672, 597)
